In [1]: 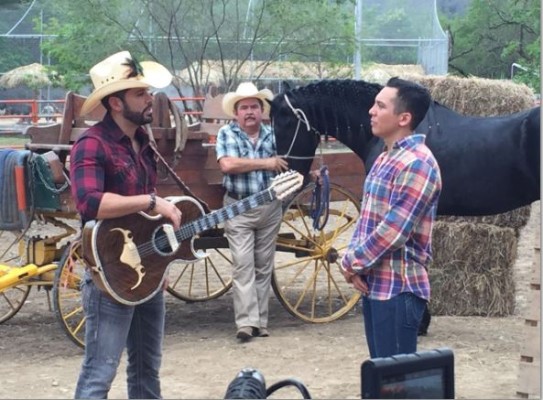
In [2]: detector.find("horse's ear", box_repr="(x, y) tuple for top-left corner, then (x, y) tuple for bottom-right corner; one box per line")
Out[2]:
(282, 80), (292, 92)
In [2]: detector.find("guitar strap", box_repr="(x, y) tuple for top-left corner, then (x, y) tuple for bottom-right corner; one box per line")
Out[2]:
(147, 139), (211, 214)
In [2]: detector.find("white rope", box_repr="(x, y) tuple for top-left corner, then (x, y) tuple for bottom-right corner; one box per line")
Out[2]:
(277, 94), (321, 160)
(284, 94), (310, 132)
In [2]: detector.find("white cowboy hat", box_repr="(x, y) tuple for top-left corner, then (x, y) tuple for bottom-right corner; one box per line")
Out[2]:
(221, 82), (273, 118)
(80, 50), (172, 116)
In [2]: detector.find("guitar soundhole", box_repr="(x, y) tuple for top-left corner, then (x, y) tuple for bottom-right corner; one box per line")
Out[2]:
(152, 226), (177, 256)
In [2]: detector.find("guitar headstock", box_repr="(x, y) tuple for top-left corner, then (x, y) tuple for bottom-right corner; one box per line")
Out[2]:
(269, 170), (304, 200)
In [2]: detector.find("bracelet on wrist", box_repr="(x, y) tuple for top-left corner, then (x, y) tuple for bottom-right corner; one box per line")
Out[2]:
(147, 192), (157, 212)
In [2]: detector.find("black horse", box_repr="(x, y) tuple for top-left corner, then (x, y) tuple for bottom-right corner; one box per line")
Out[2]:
(270, 79), (540, 336)
(270, 79), (540, 217)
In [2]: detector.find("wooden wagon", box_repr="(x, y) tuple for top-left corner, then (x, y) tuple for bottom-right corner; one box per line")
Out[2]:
(0, 91), (365, 347)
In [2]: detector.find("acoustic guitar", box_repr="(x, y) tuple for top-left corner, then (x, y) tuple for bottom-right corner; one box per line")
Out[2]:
(81, 170), (303, 305)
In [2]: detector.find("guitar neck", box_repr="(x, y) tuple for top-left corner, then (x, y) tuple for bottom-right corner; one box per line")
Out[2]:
(176, 189), (275, 241)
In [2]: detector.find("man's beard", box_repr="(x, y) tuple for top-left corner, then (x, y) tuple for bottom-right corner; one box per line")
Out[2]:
(122, 103), (152, 126)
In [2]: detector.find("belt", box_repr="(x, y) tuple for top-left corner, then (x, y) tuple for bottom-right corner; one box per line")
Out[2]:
(227, 191), (247, 200)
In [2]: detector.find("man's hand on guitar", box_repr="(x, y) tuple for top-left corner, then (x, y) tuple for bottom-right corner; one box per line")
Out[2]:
(154, 196), (182, 230)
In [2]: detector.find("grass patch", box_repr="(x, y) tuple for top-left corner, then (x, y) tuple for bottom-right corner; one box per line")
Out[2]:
(0, 136), (29, 147)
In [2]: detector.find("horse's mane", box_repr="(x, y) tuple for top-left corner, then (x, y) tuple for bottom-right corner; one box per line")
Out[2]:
(278, 79), (382, 141)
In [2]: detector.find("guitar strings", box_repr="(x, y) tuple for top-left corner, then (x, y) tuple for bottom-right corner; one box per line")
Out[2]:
(130, 171), (298, 257)
(132, 191), (275, 258)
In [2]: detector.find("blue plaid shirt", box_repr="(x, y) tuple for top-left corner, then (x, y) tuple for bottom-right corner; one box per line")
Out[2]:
(216, 121), (277, 197)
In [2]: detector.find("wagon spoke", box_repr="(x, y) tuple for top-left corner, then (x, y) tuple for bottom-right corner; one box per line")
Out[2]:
(273, 183), (361, 323)
(166, 247), (233, 302)
(53, 240), (86, 348)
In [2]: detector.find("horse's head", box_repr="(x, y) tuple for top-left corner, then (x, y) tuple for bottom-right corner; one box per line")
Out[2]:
(271, 79), (384, 177)
(270, 89), (320, 178)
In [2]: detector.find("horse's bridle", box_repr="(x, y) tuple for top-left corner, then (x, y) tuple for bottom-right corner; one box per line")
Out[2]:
(275, 94), (322, 160)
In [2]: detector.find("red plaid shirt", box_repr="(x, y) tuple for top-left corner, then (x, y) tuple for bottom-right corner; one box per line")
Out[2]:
(69, 113), (157, 223)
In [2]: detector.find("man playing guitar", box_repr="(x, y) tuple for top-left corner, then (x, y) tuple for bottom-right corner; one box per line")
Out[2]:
(70, 51), (179, 399)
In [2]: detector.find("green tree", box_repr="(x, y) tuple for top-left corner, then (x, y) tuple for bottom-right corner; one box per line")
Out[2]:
(40, 0), (131, 90)
(444, 0), (540, 91)
(39, 0), (354, 99)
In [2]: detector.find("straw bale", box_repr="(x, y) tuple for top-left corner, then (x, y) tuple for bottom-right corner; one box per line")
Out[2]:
(400, 73), (534, 116)
(437, 205), (532, 237)
(176, 61), (427, 86)
(175, 60), (353, 85)
(429, 221), (517, 316)
(360, 63), (425, 85)
(0, 63), (52, 90)
(360, 67), (533, 115)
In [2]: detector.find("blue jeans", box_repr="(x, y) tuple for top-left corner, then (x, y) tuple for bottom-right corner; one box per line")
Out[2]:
(75, 273), (165, 399)
(362, 293), (427, 358)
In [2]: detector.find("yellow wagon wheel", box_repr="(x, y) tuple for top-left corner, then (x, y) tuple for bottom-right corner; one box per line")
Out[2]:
(273, 183), (361, 323)
(0, 283), (31, 324)
(52, 240), (86, 348)
(0, 231), (32, 324)
(166, 229), (233, 302)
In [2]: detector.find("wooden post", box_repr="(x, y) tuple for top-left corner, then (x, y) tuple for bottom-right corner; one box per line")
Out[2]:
(516, 224), (541, 398)
(31, 99), (39, 124)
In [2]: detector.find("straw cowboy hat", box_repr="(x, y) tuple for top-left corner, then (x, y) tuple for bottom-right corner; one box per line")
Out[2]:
(80, 50), (172, 116)
(222, 82), (273, 118)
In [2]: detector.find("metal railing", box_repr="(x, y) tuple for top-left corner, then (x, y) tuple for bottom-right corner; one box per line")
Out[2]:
(0, 96), (206, 125)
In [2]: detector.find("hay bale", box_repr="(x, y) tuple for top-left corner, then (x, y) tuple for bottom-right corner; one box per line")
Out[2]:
(429, 221), (517, 316)
(437, 205), (532, 237)
(362, 66), (534, 115)
(401, 73), (534, 116)
(361, 63), (425, 85)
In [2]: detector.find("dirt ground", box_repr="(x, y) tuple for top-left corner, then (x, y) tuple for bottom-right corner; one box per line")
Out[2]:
(0, 202), (540, 399)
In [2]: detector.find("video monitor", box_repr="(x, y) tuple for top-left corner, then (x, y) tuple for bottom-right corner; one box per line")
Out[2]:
(361, 348), (454, 399)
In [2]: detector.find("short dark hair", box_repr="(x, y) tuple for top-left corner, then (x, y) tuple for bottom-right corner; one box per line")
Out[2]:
(386, 77), (431, 130)
(101, 89), (128, 112)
